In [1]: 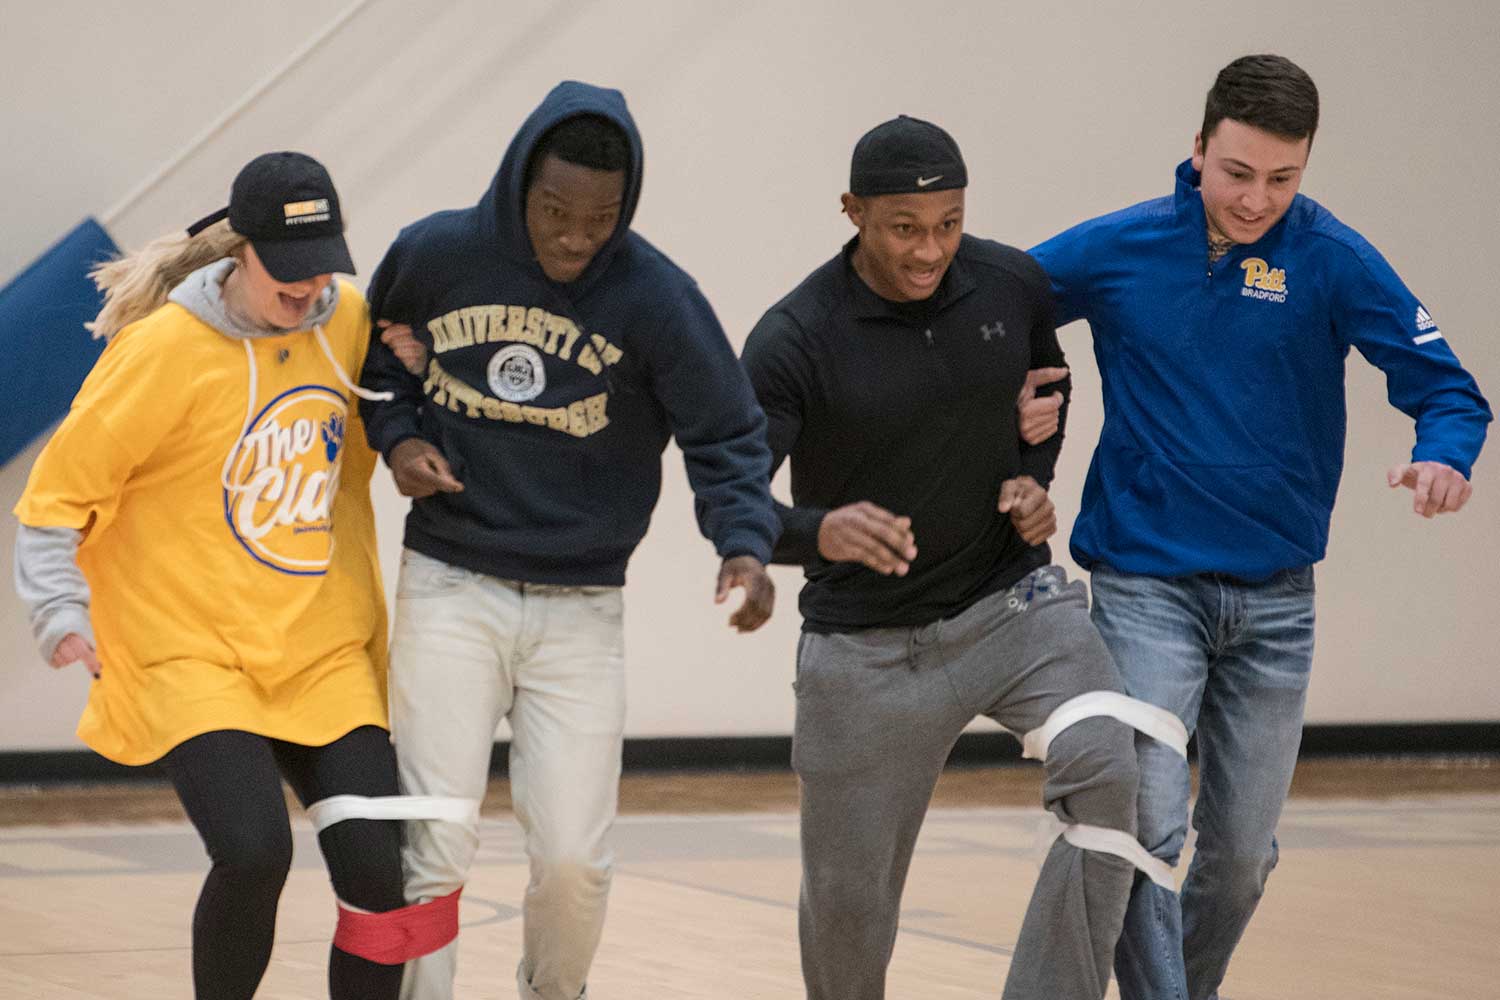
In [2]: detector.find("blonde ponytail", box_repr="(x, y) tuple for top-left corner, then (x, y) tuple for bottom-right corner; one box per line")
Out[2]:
(87, 220), (247, 340)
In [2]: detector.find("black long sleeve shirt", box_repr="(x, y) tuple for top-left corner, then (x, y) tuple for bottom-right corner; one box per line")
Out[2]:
(742, 235), (1071, 632)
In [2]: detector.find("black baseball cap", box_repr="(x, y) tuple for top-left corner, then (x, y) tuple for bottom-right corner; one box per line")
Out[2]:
(849, 116), (968, 197)
(187, 151), (355, 282)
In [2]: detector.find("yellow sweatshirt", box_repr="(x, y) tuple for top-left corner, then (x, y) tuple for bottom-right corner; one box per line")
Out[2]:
(15, 278), (389, 765)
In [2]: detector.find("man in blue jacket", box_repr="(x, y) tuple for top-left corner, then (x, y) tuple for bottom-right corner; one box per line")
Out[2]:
(1025, 54), (1490, 1000)
(359, 81), (780, 1000)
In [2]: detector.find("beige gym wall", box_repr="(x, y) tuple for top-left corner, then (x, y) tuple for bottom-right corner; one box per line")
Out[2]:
(2, 0), (1496, 751)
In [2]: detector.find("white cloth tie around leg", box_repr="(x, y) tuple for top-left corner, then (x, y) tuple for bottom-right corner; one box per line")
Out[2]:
(305, 794), (480, 833)
(1022, 690), (1189, 890)
(1021, 690), (1188, 762)
(1062, 823), (1177, 890)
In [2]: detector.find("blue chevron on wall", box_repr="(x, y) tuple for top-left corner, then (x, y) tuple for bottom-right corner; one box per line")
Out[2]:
(0, 219), (117, 468)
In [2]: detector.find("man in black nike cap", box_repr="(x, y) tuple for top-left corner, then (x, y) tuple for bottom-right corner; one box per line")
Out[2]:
(741, 115), (1180, 1000)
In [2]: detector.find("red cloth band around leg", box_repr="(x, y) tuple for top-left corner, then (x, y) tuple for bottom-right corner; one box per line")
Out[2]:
(333, 887), (462, 965)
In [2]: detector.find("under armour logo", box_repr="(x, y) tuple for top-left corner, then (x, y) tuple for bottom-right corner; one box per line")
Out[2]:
(980, 322), (1006, 341)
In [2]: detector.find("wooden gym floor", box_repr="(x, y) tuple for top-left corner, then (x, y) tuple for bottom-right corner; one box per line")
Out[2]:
(1, 757), (1497, 998)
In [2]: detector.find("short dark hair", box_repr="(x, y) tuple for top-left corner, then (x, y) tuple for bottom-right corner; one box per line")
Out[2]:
(1201, 55), (1319, 147)
(525, 115), (630, 191)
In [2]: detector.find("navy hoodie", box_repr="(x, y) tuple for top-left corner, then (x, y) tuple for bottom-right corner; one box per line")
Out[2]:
(359, 81), (779, 585)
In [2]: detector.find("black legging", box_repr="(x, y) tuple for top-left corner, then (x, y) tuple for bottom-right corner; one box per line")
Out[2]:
(160, 725), (405, 1000)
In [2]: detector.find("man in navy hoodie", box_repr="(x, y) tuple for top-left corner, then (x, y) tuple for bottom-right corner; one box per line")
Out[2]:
(1024, 55), (1490, 1000)
(359, 81), (780, 1000)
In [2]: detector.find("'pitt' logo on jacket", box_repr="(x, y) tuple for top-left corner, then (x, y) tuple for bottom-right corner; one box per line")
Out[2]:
(223, 386), (347, 575)
(1239, 257), (1288, 303)
(422, 304), (622, 438)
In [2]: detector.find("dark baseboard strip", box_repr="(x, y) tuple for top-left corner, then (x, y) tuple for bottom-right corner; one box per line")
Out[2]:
(606, 723), (1498, 774)
(2, 722), (1496, 785)
(1296, 722), (1500, 756)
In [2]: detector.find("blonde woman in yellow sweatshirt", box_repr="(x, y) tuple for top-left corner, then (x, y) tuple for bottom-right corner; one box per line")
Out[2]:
(14, 153), (407, 1000)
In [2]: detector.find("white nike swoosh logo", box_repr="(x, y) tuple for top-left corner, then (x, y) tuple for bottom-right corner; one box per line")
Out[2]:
(915, 175), (943, 187)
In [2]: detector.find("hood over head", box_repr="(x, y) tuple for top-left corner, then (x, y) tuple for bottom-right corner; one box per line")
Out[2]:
(476, 80), (644, 295)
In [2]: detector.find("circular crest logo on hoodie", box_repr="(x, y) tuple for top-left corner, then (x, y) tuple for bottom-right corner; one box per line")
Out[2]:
(222, 385), (348, 575)
(487, 344), (546, 402)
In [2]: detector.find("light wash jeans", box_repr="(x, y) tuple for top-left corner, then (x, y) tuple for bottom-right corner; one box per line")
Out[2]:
(390, 549), (625, 1000)
(1088, 563), (1316, 1000)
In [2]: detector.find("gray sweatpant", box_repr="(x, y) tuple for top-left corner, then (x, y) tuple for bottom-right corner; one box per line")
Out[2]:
(794, 566), (1139, 1000)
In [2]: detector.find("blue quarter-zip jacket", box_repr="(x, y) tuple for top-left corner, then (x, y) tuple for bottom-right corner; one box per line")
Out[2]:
(1031, 160), (1490, 580)
(359, 81), (778, 584)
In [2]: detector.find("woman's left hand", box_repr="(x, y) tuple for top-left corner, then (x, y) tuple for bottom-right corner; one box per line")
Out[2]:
(51, 633), (101, 678)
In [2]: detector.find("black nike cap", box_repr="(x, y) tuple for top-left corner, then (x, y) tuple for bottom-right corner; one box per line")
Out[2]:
(849, 115), (968, 197)
(187, 151), (355, 282)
